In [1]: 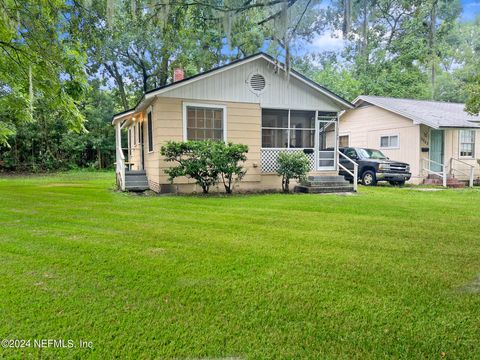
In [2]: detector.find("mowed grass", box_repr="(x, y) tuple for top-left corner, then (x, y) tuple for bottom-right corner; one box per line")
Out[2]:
(1, 172), (480, 359)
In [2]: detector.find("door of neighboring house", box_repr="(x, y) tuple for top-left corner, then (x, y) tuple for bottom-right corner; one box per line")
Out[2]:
(430, 129), (444, 173)
(316, 116), (337, 171)
(140, 122), (145, 170)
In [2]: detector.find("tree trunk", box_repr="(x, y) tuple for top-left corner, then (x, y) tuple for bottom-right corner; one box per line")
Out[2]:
(429, 1), (438, 100)
(159, 47), (170, 87)
(104, 62), (130, 111)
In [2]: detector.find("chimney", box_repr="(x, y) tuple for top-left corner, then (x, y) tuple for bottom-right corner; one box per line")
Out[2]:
(173, 68), (184, 82)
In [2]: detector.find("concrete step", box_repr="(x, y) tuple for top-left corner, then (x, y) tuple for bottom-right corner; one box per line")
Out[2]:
(294, 185), (354, 194)
(307, 175), (346, 182)
(125, 185), (150, 191)
(126, 170), (146, 176)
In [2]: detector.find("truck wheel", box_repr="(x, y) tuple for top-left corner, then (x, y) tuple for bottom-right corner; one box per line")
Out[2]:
(362, 170), (377, 186)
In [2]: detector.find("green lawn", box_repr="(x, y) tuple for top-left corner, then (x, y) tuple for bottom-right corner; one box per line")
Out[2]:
(1, 172), (480, 359)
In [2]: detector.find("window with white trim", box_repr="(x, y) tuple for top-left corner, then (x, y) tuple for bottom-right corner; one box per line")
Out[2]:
(261, 109), (315, 148)
(459, 130), (475, 158)
(380, 135), (399, 149)
(133, 124), (137, 146)
(147, 112), (153, 152)
(186, 106), (224, 141)
(128, 128), (132, 156)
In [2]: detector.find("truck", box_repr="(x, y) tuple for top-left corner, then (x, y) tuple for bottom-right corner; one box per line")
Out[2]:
(339, 147), (411, 186)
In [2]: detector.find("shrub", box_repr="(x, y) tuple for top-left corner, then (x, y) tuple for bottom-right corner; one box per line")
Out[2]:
(160, 140), (248, 194)
(276, 151), (310, 193)
(212, 142), (249, 194)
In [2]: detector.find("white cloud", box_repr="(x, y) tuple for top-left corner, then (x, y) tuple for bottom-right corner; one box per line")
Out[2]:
(307, 30), (346, 52)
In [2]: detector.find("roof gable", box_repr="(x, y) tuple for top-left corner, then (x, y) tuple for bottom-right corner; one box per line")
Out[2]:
(113, 53), (353, 122)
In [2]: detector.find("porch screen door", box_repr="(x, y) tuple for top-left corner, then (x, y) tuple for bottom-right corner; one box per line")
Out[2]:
(430, 129), (444, 172)
(316, 113), (337, 170)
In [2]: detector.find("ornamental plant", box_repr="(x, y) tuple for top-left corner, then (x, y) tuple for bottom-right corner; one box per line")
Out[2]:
(276, 151), (310, 193)
(160, 140), (248, 194)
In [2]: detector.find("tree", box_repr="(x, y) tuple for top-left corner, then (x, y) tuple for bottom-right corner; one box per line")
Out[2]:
(0, 0), (87, 146)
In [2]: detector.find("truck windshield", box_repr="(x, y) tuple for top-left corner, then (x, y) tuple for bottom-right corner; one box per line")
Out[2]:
(357, 148), (387, 160)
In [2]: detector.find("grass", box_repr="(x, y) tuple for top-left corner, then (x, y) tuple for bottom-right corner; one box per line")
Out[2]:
(1, 171), (480, 359)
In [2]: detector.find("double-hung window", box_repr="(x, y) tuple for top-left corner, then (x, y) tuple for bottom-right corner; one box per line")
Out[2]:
(185, 105), (225, 141)
(459, 130), (475, 158)
(261, 109), (315, 148)
(380, 135), (399, 149)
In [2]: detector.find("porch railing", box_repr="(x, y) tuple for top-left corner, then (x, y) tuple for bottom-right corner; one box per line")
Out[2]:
(422, 158), (447, 187)
(337, 150), (358, 192)
(450, 158), (475, 188)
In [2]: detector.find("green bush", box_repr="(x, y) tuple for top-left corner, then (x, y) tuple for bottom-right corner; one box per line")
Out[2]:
(160, 140), (248, 194)
(276, 151), (310, 193)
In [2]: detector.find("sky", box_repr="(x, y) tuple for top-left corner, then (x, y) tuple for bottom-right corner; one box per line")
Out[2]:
(303, 0), (480, 54)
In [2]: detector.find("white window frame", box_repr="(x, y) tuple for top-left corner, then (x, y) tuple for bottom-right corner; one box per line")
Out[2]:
(182, 102), (227, 142)
(261, 108), (316, 149)
(459, 129), (476, 159)
(379, 135), (400, 149)
(147, 109), (154, 154)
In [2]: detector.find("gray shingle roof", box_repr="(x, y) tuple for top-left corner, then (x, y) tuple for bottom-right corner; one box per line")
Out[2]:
(355, 95), (480, 129)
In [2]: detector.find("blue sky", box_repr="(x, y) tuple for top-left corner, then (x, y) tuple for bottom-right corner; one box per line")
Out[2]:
(301, 0), (480, 54)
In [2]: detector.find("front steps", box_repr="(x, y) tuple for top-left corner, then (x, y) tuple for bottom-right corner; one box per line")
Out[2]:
(294, 175), (355, 194)
(125, 170), (150, 191)
(423, 174), (465, 188)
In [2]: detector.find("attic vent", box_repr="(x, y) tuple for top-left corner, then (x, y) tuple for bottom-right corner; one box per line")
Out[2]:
(249, 73), (266, 93)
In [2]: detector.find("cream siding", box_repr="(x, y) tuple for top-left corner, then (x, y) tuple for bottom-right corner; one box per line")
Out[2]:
(340, 105), (423, 184)
(159, 58), (342, 111)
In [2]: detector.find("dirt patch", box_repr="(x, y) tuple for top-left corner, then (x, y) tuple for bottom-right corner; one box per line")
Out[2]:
(458, 274), (480, 294)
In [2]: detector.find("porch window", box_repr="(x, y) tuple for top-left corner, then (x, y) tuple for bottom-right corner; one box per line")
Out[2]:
(380, 135), (399, 149)
(147, 112), (153, 152)
(459, 130), (475, 158)
(186, 105), (224, 141)
(261, 109), (315, 148)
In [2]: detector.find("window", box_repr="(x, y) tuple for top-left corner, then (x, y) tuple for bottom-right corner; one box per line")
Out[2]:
(147, 112), (153, 152)
(459, 130), (475, 158)
(185, 105), (224, 141)
(128, 128), (132, 156)
(344, 148), (357, 159)
(133, 124), (137, 146)
(138, 122), (141, 143)
(339, 135), (349, 148)
(380, 135), (399, 148)
(261, 109), (315, 148)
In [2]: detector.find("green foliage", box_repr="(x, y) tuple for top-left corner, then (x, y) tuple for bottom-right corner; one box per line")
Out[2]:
(211, 142), (249, 194)
(161, 140), (248, 194)
(276, 152), (310, 193)
(0, 0), (87, 147)
(466, 75), (480, 115)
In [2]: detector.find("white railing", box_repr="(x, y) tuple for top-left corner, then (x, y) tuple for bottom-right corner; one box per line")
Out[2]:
(450, 158), (475, 188)
(337, 150), (358, 192)
(115, 123), (126, 191)
(422, 158), (447, 187)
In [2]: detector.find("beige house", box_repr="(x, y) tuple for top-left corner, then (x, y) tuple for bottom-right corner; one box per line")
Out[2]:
(340, 96), (480, 185)
(112, 53), (354, 193)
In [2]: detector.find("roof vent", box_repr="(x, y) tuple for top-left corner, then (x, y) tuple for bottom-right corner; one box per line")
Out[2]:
(249, 73), (266, 93)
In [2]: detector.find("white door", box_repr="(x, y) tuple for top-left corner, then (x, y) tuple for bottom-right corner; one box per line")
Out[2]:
(316, 115), (337, 171)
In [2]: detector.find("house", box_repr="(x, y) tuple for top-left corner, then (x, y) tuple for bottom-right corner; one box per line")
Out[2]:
(339, 96), (480, 185)
(112, 53), (354, 193)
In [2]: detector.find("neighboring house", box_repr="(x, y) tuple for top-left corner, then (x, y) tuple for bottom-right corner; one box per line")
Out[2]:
(340, 96), (480, 185)
(112, 53), (353, 193)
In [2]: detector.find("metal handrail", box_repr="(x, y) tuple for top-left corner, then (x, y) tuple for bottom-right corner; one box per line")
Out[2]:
(422, 158), (446, 187)
(337, 150), (358, 192)
(450, 158), (475, 188)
